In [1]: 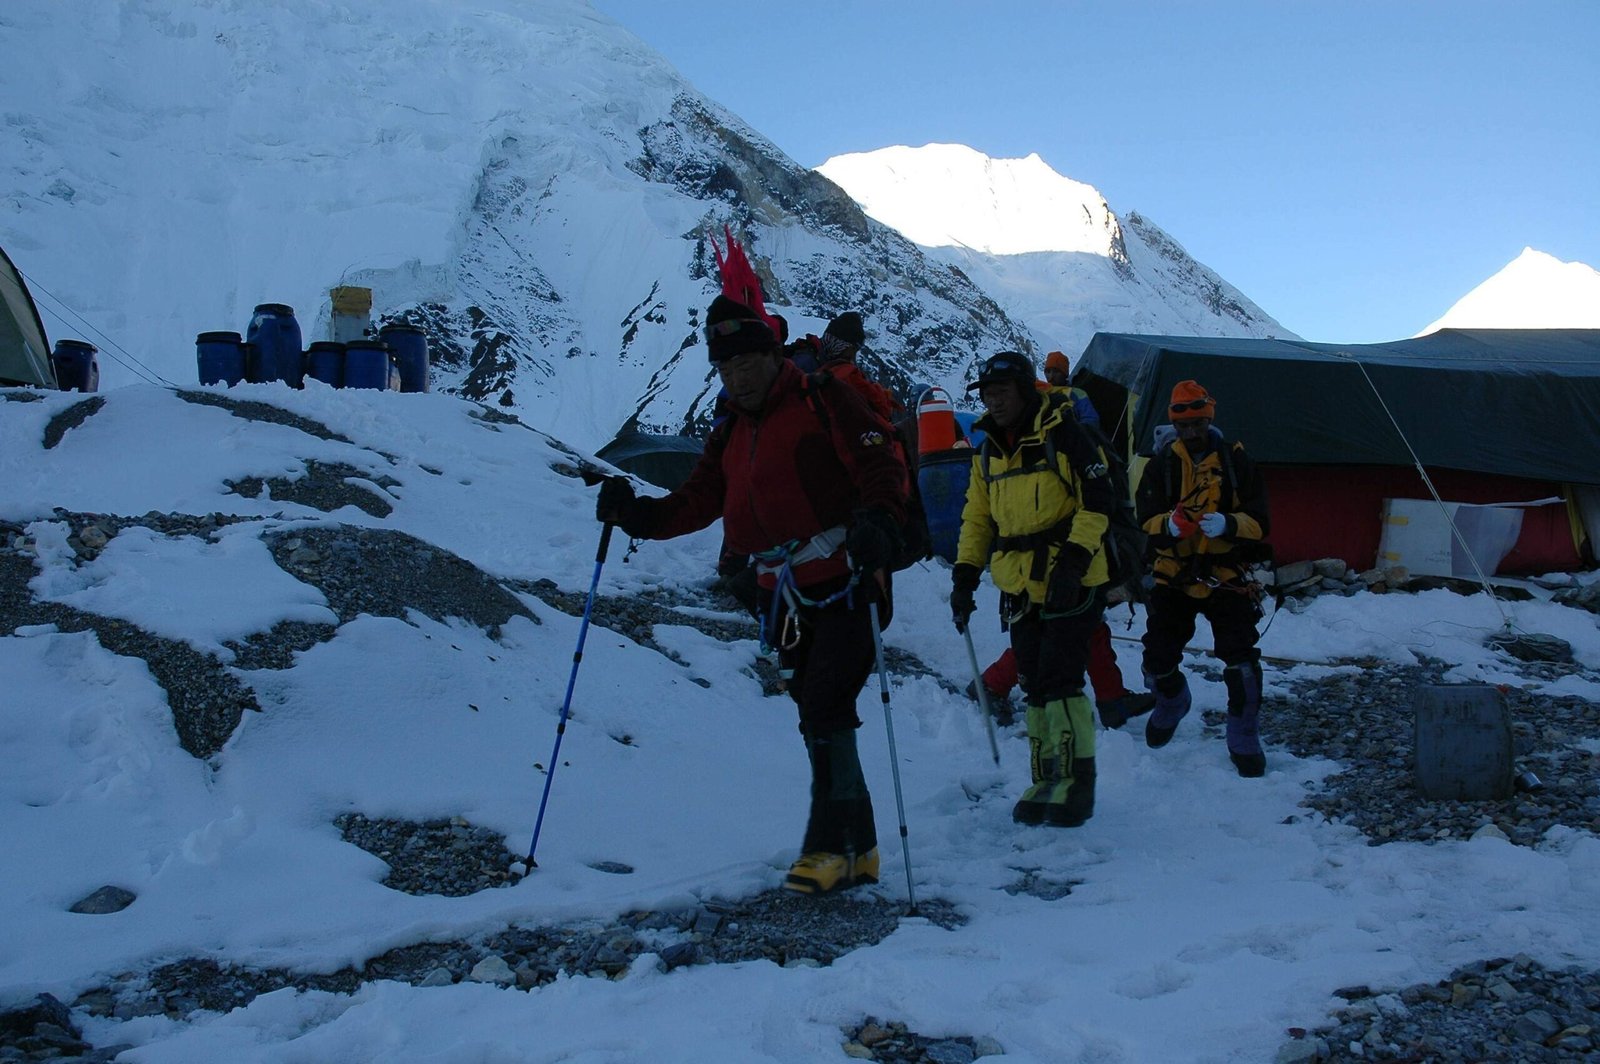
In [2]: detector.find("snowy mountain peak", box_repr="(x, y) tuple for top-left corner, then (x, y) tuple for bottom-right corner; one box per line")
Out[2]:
(817, 144), (1118, 257)
(1417, 248), (1600, 335)
(818, 143), (1291, 357)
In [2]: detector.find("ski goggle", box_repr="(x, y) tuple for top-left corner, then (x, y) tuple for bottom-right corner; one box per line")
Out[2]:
(704, 318), (767, 341)
(979, 353), (1031, 377)
(1170, 397), (1214, 413)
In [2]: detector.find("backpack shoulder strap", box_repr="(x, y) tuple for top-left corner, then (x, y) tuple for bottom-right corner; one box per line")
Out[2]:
(798, 370), (835, 434)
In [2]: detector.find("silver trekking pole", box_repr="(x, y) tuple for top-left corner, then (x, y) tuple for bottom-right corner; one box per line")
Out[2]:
(960, 626), (1003, 765)
(867, 600), (917, 915)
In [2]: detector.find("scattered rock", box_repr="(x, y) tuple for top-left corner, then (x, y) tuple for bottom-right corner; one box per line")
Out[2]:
(841, 1018), (992, 1064)
(1289, 957), (1600, 1062)
(68, 885), (137, 914)
(467, 956), (515, 985)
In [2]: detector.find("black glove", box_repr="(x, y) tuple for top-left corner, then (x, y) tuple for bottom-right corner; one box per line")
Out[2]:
(595, 476), (638, 526)
(950, 563), (981, 632)
(847, 508), (902, 574)
(712, 564), (761, 619)
(1045, 544), (1091, 613)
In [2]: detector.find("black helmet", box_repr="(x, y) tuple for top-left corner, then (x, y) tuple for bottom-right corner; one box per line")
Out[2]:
(966, 351), (1035, 394)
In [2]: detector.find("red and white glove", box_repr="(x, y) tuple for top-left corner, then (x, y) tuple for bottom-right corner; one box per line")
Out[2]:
(1168, 507), (1200, 539)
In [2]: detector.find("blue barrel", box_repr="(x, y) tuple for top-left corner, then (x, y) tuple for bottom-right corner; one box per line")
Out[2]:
(245, 303), (303, 387)
(50, 340), (99, 393)
(196, 331), (245, 386)
(955, 411), (984, 450)
(918, 448), (975, 563)
(241, 341), (269, 384)
(305, 341), (345, 388)
(380, 324), (430, 393)
(344, 339), (393, 390)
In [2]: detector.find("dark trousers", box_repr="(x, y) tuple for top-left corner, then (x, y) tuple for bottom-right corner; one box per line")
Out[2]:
(1009, 588), (1106, 705)
(772, 581), (887, 856)
(776, 581), (889, 737)
(1141, 584), (1262, 679)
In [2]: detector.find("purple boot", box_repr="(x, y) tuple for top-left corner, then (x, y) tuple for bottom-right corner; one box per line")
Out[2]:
(1223, 660), (1266, 777)
(1143, 670), (1191, 749)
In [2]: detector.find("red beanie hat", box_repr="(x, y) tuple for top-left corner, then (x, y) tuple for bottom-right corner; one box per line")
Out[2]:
(1168, 380), (1216, 422)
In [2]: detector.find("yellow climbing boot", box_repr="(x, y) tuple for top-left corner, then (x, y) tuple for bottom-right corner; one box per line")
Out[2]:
(850, 848), (880, 886)
(783, 851), (851, 894)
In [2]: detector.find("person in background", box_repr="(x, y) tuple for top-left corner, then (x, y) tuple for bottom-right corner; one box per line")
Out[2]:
(1135, 380), (1272, 777)
(1041, 350), (1099, 428)
(950, 352), (1115, 828)
(597, 295), (908, 893)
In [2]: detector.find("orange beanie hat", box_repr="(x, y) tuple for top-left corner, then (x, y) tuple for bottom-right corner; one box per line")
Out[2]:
(1044, 351), (1070, 374)
(1168, 380), (1216, 421)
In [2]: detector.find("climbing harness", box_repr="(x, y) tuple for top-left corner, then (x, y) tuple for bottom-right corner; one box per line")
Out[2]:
(753, 526), (855, 654)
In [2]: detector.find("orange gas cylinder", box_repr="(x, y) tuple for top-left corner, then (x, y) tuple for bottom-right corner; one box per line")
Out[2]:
(916, 386), (961, 454)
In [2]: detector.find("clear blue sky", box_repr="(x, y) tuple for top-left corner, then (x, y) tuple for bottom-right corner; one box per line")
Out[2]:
(591, 0), (1598, 343)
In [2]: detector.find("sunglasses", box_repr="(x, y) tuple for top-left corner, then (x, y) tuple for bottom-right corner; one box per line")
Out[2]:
(1170, 397), (1213, 413)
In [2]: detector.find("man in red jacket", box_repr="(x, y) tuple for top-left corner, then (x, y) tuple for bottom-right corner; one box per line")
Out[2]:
(596, 295), (908, 894)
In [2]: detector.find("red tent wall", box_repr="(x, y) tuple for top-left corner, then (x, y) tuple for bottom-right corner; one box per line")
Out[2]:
(1260, 466), (1583, 574)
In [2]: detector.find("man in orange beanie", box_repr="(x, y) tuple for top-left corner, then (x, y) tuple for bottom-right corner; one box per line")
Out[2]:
(1133, 380), (1272, 777)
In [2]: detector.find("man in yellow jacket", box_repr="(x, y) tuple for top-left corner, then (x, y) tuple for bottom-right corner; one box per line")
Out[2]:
(1135, 380), (1272, 777)
(950, 352), (1116, 827)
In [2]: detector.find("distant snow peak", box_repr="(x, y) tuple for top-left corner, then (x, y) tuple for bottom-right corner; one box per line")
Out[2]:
(817, 143), (1291, 357)
(1418, 248), (1600, 335)
(817, 143), (1116, 256)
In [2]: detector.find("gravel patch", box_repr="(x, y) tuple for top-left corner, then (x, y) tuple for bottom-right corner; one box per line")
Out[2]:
(226, 460), (398, 517)
(265, 526), (536, 633)
(334, 812), (518, 897)
(1282, 955), (1600, 1062)
(174, 388), (354, 444)
(0, 542), (257, 760)
(42, 395), (105, 449)
(67, 891), (963, 1027)
(841, 1018), (1004, 1062)
(1256, 659), (1600, 848)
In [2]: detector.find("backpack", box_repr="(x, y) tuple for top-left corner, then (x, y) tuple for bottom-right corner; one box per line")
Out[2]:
(1085, 422), (1148, 601)
(977, 402), (1146, 600)
(799, 369), (932, 573)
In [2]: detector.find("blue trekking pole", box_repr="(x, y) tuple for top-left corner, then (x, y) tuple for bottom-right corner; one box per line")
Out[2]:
(513, 507), (615, 876)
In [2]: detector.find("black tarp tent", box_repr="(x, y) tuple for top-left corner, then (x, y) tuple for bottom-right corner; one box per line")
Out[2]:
(595, 431), (704, 490)
(1074, 329), (1600, 486)
(0, 245), (55, 389)
(1072, 329), (1600, 572)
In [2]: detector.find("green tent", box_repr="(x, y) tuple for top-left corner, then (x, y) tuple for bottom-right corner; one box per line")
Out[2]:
(0, 245), (55, 389)
(1072, 329), (1600, 572)
(1074, 329), (1600, 485)
(595, 431), (704, 490)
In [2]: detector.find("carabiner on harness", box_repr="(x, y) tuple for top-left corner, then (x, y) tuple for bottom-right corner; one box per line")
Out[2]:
(753, 532), (857, 655)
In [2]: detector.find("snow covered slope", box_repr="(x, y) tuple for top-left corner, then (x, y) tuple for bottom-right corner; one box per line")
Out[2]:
(3, 383), (1599, 1061)
(1418, 248), (1600, 335)
(817, 144), (1293, 358)
(0, 0), (1032, 448)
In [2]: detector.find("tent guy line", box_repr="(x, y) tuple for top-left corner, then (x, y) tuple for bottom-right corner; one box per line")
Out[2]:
(19, 268), (174, 388)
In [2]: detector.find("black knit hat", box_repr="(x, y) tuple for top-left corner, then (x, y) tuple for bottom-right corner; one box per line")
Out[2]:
(966, 351), (1036, 393)
(824, 311), (865, 347)
(704, 295), (777, 363)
